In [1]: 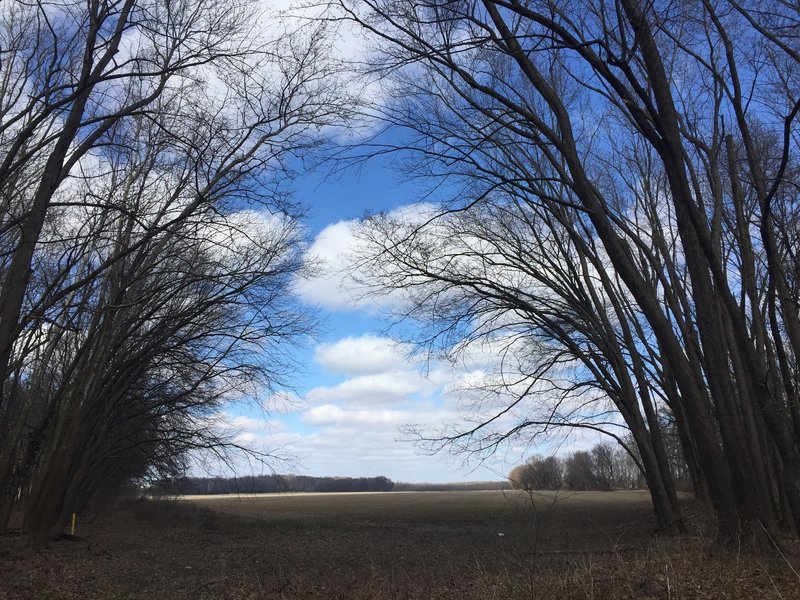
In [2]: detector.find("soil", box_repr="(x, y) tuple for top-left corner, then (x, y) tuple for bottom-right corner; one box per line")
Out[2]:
(1, 490), (798, 599)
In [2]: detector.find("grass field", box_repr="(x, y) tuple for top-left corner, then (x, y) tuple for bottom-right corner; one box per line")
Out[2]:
(1, 490), (799, 599)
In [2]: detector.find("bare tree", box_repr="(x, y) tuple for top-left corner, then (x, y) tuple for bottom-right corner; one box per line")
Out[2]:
(563, 452), (597, 491)
(359, 198), (685, 531)
(591, 444), (615, 491)
(509, 456), (563, 490)
(0, 0), (353, 545)
(340, 0), (800, 546)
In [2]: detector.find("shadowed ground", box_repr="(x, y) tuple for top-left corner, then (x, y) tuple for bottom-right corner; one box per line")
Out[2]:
(1, 490), (798, 599)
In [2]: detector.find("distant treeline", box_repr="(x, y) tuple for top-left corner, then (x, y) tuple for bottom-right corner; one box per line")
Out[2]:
(153, 475), (396, 495)
(151, 476), (511, 495)
(509, 443), (651, 492)
(393, 481), (509, 492)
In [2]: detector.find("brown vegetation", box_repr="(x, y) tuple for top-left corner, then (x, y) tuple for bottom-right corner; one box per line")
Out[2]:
(1, 491), (799, 599)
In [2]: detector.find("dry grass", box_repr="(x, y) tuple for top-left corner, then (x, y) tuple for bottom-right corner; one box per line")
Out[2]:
(1, 490), (799, 599)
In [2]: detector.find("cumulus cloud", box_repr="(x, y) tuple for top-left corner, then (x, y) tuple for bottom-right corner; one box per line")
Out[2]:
(294, 220), (361, 310)
(264, 1), (372, 61)
(212, 411), (290, 442)
(302, 404), (409, 426)
(295, 203), (442, 312)
(314, 334), (413, 375)
(289, 425), (507, 482)
(304, 370), (437, 408)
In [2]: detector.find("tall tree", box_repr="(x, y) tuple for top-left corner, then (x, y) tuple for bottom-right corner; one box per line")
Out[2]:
(0, 0), (352, 544)
(342, 0), (800, 545)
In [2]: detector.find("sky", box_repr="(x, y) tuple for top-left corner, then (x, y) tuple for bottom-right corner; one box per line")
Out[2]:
(205, 152), (521, 482)
(203, 4), (608, 484)
(209, 152), (512, 483)
(207, 146), (606, 485)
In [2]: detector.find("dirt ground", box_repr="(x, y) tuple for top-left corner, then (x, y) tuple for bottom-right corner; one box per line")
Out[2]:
(1, 490), (799, 599)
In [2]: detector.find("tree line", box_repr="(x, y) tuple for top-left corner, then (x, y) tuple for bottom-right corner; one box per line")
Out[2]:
(0, 0), (350, 547)
(511, 421), (693, 492)
(393, 481), (509, 492)
(153, 474), (396, 495)
(509, 444), (644, 492)
(341, 0), (800, 548)
(152, 475), (511, 495)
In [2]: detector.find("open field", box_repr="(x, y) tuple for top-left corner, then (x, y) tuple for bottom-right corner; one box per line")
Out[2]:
(2, 490), (799, 599)
(186, 490), (657, 552)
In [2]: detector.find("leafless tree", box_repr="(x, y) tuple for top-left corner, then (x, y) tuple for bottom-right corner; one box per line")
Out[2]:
(563, 451), (597, 491)
(340, 0), (800, 546)
(358, 198), (685, 531)
(0, 0), (353, 545)
(509, 455), (563, 490)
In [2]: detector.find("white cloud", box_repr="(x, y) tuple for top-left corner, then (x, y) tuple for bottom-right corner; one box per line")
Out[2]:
(302, 404), (408, 426)
(234, 431), (259, 444)
(212, 411), (290, 440)
(201, 209), (296, 259)
(287, 425), (507, 482)
(261, 390), (301, 414)
(300, 401), (460, 430)
(295, 203), (442, 312)
(314, 334), (413, 375)
(294, 220), (361, 309)
(263, 1), (372, 61)
(305, 370), (436, 408)
(228, 415), (263, 430)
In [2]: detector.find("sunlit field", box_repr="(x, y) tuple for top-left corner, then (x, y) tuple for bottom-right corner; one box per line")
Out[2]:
(2, 490), (799, 599)
(186, 489), (655, 550)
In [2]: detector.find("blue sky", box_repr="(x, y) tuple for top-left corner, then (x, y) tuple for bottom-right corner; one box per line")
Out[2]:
(210, 147), (523, 483)
(211, 143), (608, 484)
(205, 4), (609, 484)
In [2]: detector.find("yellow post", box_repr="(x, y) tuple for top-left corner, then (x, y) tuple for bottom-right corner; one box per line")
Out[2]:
(70, 513), (76, 536)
